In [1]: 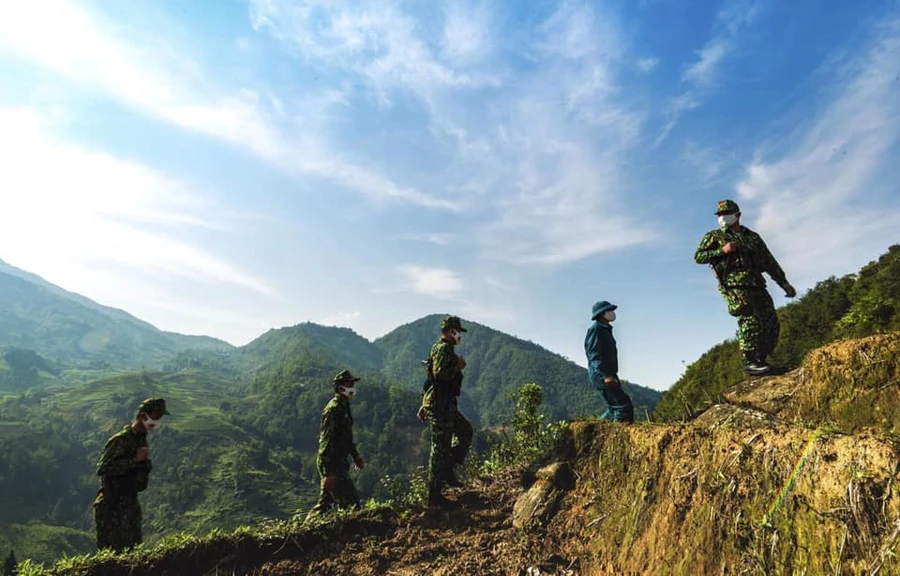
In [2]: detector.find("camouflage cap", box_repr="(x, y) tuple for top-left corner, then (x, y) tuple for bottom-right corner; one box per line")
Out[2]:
(138, 398), (170, 415)
(715, 199), (740, 214)
(333, 369), (361, 384)
(440, 315), (467, 332)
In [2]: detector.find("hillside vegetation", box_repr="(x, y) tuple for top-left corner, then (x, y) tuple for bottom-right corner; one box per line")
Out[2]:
(19, 331), (900, 575)
(654, 244), (900, 421)
(0, 260), (230, 386)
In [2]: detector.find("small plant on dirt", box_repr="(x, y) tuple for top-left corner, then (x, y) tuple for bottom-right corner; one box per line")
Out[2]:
(377, 465), (428, 509)
(481, 383), (564, 473)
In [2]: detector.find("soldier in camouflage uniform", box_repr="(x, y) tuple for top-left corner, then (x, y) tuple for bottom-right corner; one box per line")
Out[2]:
(93, 397), (169, 552)
(695, 200), (797, 375)
(417, 315), (473, 509)
(308, 370), (365, 517)
(585, 300), (634, 423)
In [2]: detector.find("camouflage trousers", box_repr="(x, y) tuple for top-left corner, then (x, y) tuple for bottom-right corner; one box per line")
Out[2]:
(722, 287), (780, 362)
(307, 472), (360, 517)
(425, 394), (473, 494)
(93, 492), (142, 552)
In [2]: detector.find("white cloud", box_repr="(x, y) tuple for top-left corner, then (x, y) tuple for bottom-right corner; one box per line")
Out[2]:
(441, 2), (493, 65)
(399, 266), (463, 299)
(400, 233), (455, 246)
(250, 0), (653, 265)
(682, 40), (729, 85)
(635, 57), (659, 74)
(0, 107), (274, 297)
(735, 18), (900, 286)
(0, 0), (452, 210)
(656, 0), (761, 145)
(682, 140), (726, 186)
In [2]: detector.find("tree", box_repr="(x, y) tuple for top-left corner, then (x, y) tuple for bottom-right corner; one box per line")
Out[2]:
(3, 549), (17, 576)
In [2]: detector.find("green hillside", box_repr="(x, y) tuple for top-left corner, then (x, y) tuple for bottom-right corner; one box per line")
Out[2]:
(236, 322), (384, 378)
(654, 244), (900, 421)
(376, 315), (661, 425)
(0, 260), (232, 377)
(0, 359), (428, 565)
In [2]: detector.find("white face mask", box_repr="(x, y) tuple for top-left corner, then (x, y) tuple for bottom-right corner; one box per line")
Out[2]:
(338, 385), (357, 399)
(603, 310), (617, 323)
(142, 415), (162, 432)
(718, 214), (738, 228)
(449, 329), (462, 345)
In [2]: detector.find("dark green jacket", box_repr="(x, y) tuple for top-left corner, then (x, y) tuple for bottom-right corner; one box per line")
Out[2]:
(585, 321), (617, 386)
(316, 396), (360, 476)
(94, 425), (151, 506)
(695, 226), (788, 290)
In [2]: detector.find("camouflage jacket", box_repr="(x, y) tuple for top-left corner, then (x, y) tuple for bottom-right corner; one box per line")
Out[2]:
(423, 339), (463, 403)
(584, 321), (618, 383)
(316, 396), (360, 476)
(694, 226), (788, 290)
(94, 425), (151, 505)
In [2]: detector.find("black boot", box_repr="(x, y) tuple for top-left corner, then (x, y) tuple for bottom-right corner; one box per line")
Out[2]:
(427, 490), (457, 509)
(743, 360), (772, 376)
(445, 470), (464, 488)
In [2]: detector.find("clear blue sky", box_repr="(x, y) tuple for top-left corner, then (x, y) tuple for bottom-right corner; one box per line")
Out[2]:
(1, 0), (898, 390)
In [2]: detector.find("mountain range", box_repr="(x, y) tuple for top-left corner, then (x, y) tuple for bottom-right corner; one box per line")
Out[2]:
(0, 258), (660, 564)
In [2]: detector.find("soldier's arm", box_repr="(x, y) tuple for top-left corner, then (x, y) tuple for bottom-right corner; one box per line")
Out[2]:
(584, 326), (603, 376)
(431, 343), (460, 382)
(694, 232), (726, 265)
(96, 435), (139, 476)
(596, 329), (618, 379)
(756, 236), (789, 287)
(586, 326), (614, 379)
(347, 419), (360, 461)
(317, 408), (343, 476)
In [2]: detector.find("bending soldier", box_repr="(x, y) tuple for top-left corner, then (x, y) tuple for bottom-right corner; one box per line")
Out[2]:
(694, 199), (797, 375)
(93, 397), (169, 552)
(308, 370), (365, 517)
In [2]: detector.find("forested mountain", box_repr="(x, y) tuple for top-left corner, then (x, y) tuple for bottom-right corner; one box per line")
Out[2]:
(654, 244), (900, 420)
(0, 259), (231, 377)
(236, 323), (385, 377)
(0, 258), (663, 565)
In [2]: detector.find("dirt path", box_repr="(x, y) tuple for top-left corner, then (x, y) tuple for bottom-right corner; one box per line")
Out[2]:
(252, 470), (573, 576)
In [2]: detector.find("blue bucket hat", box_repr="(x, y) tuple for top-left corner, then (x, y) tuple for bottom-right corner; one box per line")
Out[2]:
(591, 301), (617, 320)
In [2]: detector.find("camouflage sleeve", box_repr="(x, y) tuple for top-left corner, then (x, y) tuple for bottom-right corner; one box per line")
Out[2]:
(96, 434), (138, 476)
(317, 407), (339, 476)
(755, 236), (789, 287)
(431, 342), (460, 382)
(347, 420), (360, 461)
(694, 231), (726, 265)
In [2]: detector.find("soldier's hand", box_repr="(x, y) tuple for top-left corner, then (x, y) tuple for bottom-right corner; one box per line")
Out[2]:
(457, 356), (466, 369)
(721, 242), (737, 254)
(353, 455), (365, 471)
(783, 284), (797, 298)
(323, 475), (339, 493)
(416, 405), (428, 422)
(135, 447), (150, 462)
